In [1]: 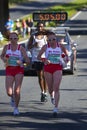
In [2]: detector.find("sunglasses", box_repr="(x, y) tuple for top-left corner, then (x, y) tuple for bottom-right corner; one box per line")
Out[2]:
(9, 38), (18, 40)
(48, 38), (56, 41)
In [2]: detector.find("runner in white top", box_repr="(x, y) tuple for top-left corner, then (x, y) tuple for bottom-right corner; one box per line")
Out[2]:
(27, 22), (48, 102)
(31, 35), (47, 62)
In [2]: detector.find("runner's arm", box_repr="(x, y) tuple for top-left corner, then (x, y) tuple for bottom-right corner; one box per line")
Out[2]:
(37, 45), (46, 61)
(0, 45), (8, 63)
(20, 46), (30, 65)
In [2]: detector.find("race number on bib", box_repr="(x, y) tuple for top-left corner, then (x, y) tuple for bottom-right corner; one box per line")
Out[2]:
(8, 56), (19, 66)
(48, 54), (60, 64)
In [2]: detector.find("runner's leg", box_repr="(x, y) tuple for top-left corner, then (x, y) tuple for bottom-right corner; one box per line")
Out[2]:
(14, 74), (23, 108)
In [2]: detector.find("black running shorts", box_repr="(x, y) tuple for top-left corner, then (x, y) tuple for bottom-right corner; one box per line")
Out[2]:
(32, 61), (44, 71)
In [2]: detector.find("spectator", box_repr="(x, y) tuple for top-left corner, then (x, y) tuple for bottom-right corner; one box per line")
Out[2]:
(21, 19), (27, 38)
(5, 17), (14, 33)
(15, 19), (22, 35)
(26, 18), (33, 36)
(0, 31), (4, 41)
(5, 17), (14, 39)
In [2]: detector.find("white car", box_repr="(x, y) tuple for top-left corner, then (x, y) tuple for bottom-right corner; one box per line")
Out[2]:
(53, 27), (77, 74)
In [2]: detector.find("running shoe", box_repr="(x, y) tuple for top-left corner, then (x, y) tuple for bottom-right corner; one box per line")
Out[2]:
(53, 107), (58, 117)
(44, 93), (48, 102)
(41, 93), (48, 102)
(10, 97), (15, 107)
(13, 108), (19, 116)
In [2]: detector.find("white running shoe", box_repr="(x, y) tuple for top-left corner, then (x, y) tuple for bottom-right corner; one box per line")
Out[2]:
(13, 108), (19, 116)
(10, 97), (15, 107)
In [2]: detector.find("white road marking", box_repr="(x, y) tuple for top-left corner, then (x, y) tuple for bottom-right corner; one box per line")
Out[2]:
(70, 11), (81, 20)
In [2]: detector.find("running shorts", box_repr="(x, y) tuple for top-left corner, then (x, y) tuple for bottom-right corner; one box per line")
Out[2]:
(44, 64), (62, 74)
(6, 66), (24, 77)
(32, 61), (44, 71)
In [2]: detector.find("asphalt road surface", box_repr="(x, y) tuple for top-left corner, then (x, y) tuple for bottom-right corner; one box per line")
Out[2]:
(0, 34), (87, 130)
(0, 2), (87, 130)
(9, 0), (73, 20)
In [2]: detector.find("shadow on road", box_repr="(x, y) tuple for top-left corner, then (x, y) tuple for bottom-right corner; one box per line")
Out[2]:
(9, 1), (73, 12)
(67, 19), (87, 35)
(77, 49), (87, 59)
(9, 1), (64, 15)
(0, 110), (87, 130)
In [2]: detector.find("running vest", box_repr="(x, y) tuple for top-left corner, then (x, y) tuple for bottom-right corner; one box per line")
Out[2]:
(6, 44), (23, 66)
(45, 43), (63, 64)
(31, 35), (47, 61)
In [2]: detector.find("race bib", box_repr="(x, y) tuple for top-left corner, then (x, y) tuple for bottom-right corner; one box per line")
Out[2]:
(48, 54), (60, 64)
(8, 56), (19, 66)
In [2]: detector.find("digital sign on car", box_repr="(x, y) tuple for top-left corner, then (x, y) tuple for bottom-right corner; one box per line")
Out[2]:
(33, 12), (68, 22)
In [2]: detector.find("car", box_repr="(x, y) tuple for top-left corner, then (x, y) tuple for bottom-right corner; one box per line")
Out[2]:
(51, 27), (77, 74)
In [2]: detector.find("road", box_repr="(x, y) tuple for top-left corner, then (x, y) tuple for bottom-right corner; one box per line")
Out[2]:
(0, 2), (87, 130)
(64, 8), (87, 35)
(9, 0), (73, 20)
(0, 34), (87, 130)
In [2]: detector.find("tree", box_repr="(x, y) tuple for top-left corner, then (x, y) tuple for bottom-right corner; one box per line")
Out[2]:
(0, 0), (9, 34)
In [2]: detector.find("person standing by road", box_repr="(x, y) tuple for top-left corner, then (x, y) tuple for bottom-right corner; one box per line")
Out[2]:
(15, 19), (22, 35)
(27, 22), (48, 102)
(26, 17), (33, 36)
(37, 32), (69, 116)
(5, 17), (14, 33)
(21, 19), (27, 38)
(0, 32), (30, 115)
